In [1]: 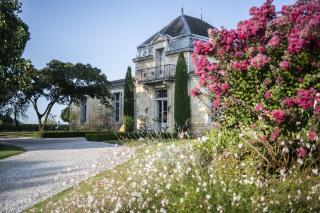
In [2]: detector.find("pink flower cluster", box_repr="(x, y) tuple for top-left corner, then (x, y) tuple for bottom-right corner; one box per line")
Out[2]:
(279, 60), (291, 70)
(264, 91), (272, 100)
(270, 127), (280, 141)
(296, 147), (307, 158)
(193, 40), (214, 55)
(254, 103), (265, 112)
(308, 130), (318, 142)
(271, 109), (286, 125)
(232, 60), (249, 72)
(294, 88), (318, 110)
(237, 0), (275, 40)
(267, 34), (280, 48)
(250, 54), (271, 70)
(284, 88), (319, 110)
(190, 87), (200, 97)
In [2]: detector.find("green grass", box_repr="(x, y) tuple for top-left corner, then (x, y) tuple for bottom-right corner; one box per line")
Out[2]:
(0, 131), (38, 138)
(0, 143), (25, 159)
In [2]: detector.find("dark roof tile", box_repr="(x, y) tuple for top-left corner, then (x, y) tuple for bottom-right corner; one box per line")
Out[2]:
(140, 14), (212, 46)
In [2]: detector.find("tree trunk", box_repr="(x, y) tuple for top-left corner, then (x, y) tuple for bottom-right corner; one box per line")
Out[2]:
(41, 104), (54, 132)
(37, 115), (43, 132)
(13, 111), (20, 131)
(30, 98), (57, 133)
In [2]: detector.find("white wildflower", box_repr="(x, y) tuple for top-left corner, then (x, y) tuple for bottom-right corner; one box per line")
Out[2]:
(312, 168), (319, 175)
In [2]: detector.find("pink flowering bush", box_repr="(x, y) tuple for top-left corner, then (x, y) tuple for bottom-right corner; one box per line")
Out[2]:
(192, 0), (320, 173)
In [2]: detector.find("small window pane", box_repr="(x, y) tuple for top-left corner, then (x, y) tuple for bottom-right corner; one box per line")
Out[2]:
(112, 92), (121, 123)
(156, 89), (167, 99)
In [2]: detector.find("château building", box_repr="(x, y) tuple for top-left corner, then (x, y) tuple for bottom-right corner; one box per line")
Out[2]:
(70, 13), (213, 133)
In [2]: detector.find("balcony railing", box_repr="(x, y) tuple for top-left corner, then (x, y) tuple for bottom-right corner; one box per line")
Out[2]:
(136, 64), (176, 83)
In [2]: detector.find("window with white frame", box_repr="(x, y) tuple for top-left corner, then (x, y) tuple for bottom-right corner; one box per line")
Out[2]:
(80, 99), (87, 124)
(112, 92), (121, 123)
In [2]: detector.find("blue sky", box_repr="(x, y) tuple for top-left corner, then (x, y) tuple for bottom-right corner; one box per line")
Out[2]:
(21, 0), (294, 124)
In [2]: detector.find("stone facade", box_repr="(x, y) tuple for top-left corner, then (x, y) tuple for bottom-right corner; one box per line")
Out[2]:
(70, 80), (125, 131)
(70, 14), (213, 133)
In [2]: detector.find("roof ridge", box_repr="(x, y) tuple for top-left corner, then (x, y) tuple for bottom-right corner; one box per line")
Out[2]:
(138, 14), (213, 47)
(183, 14), (212, 27)
(180, 15), (191, 34)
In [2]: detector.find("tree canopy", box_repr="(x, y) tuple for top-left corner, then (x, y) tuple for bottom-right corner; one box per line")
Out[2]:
(23, 60), (111, 132)
(61, 106), (70, 124)
(0, 0), (30, 106)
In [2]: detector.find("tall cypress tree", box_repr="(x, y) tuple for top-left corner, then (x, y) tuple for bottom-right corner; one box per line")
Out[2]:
(123, 66), (134, 131)
(174, 52), (190, 131)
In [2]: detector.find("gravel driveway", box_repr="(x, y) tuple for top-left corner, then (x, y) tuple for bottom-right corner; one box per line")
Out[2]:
(0, 137), (133, 213)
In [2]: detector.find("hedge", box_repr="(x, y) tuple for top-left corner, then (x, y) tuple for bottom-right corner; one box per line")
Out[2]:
(37, 131), (177, 139)
(39, 131), (94, 138)
(85, 132), (177, 142)
(0, 124), (69, 132)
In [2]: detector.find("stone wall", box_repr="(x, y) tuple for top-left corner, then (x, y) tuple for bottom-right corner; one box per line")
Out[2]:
(70, 88), (124, 131)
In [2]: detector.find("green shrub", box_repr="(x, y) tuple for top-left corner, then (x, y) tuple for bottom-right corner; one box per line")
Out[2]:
(192, 0), (320, 174)
(39, 131), (93, 138)
(124, 116), (134, 132)
(85, 132), (127, 141)
(0, 124), (69, 132)
(85, 131), (177, 142)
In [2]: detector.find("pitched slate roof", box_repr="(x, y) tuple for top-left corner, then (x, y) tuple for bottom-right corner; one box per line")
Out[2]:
(139, 14), (213, 47)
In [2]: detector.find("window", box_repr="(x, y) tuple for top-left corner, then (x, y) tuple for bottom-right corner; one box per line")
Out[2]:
(80, 100), (87, 124)
(155, 89), (168, 99)
(156, 48), (164, 67)
(155, 89), (168, 124)
(156, 48), (165, 78)
(112, 92), (121, 123)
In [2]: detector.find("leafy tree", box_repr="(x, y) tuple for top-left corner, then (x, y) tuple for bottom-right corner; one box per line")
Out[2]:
(124, 66), (134, 117)
(23, 60), (111, 132)
(174, 52), (190, 131)
(0, 60), (31, 130)
(0, 100), (28, 130)
(0, 0), (30, 106)
(0, 112), (14, 124)
(7, 94), (29, 130)
(61, 106), (70, 123)
(123, 66), (134, 131)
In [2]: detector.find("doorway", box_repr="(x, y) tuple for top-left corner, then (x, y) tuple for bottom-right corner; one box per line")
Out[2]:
(155, 89), (168, 132)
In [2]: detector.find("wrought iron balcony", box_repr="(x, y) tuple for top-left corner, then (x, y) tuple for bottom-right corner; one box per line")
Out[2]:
(136, 64), (176, 83)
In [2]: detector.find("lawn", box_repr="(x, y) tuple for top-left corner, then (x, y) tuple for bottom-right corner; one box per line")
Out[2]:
(0, 143), (25, 159)
(0, 131), (38, 138)
(27, 139), (320, 212)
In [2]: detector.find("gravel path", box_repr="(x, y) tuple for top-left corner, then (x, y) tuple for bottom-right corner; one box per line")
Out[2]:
(0, 137), (133, 213)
